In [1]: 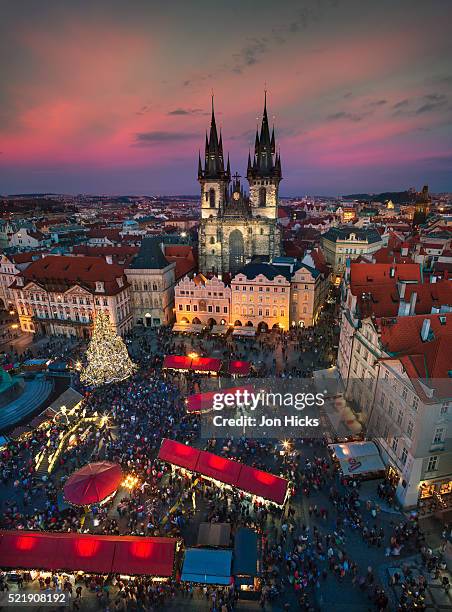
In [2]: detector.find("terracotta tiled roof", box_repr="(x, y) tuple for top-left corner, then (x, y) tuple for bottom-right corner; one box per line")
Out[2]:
(378, 314), (452, 355)
(16, 255), (128, 295)
(165, 245), (196, 280)
(350, 263), (421, 286)
(87, 228), (122, 241)
(72, 245), (138, 265)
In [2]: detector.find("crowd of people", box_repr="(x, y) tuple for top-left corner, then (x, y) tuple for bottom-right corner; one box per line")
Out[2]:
(0, 309), (451, 611)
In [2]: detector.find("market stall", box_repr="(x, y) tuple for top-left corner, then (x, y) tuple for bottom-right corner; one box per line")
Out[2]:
(197, 523), (231, 547)
(228, 361), (251, 376)
(328, 441), (385, 479)
(186, 385), (254, 413)
(181, 548), (232, 585)
(158, 439), (289, 506)
(233, 527), (260, 596)
(0, 531), (176, 578)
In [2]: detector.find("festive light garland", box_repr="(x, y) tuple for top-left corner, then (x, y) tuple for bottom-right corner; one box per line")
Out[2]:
(80, 311), (136, 387)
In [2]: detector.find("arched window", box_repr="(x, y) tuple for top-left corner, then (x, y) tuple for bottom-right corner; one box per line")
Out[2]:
(229, 229), (245, 274)
(209, 188), (216, 208)
(259, 187), (266, 207)
(209, 236), (215, 244)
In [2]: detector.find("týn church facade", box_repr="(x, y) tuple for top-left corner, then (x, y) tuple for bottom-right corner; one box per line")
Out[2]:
(198, 95), (282, 275)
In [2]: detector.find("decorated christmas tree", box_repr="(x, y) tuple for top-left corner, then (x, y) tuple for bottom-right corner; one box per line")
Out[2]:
(80, 311), (136, 386)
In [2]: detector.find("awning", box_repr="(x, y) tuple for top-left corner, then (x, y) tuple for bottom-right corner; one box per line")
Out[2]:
(233, 528), (258, 579)
(228, 361), (251, 376)
(190, 357), (221, 373)
(237, 465), (288, 506)
(163, 355), (222, 373)
(163, 355), (192, 370)
(181, 548), (232, 585)
(21, 359), (51, 370)
(197, 523), (231, 547)
(210, 325), (229, 335)
(0, 531), (176, 577)
(197, 450), (242, 486)
(158, 439), (288, 505)
(172, 323), (205, 333)
(158, 438), (200, 471)
(232, 327), (256, 337)
(329, 441), (385, 476)
(186, 385), (254, 413)
(47, 387), (83, 413)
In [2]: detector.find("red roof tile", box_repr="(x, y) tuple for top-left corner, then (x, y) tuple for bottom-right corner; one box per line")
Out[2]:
(17, 255), (128, 296)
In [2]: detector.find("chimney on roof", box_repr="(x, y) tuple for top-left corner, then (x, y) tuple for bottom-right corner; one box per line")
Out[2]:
(401, 246), (408, 256)
(389, 266), (395, 278)
(105, 255), (113, 264)
(421, 318), (431, 341)
(409, 291), (417, 315)
(398, 281), (406, 299)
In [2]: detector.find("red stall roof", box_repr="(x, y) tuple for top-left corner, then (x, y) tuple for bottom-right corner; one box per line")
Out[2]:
(110, 536), (176, 577)
(186, 386), (254, 413)
(158, 438), (200, 471)
(190, 357), (222, 372)
(197, 451), (242, 486)
(163, 355), (192, 370)
(237, 465), (288, 506)
(0, 531), (175, 577)
(158, 439), (288, 505)
(228, 361), (251, 376)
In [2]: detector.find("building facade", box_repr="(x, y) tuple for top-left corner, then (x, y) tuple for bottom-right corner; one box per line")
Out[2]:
(175, 274), (231, 326)
(198, 96), (281, 275)
(321, 227), (384, 278)
(126, 238), (176, 327)
(231, 263), (290, 331)
(11, 255), (132, 338)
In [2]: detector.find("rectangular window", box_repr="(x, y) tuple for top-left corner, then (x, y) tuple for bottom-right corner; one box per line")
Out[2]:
(178, 304), (183, 311)
(402, 386), (408, 401)
(441, 402), (449, 414)
(193, 305), (198, 312)
(412, 396), (419, 411)
(208, 305), (213, 312)
(388, 401), (394, 417)
(401, 447), (408, 465)
(186, 305), (190, 311)
(397, 409), (403, 426)
(433, 428), (445, 444)
(215, 306), (220, 313)
(407, 420), (413, 438)
(391, 437), (398, 452)
(223, 307), (228, 313)
(427, 455), (438, 472)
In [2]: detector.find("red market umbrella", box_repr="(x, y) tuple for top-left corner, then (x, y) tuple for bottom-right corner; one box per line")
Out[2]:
(64, 462), (123, 506)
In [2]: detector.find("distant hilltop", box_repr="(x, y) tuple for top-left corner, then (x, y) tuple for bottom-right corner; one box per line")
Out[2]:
(342, 190), (417, 204)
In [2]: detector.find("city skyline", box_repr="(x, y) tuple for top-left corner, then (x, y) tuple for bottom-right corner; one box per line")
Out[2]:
(1, 0), (452, 195)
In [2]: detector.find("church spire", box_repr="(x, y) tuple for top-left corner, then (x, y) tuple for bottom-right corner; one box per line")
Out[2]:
(198, 151), (203, 180)
(248, 91), (280, 179)
(201, 95), (226, 179)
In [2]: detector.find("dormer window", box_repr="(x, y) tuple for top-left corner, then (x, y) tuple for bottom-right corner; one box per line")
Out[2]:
(116, 277), (123, 288)
(96, 281), (105, 292)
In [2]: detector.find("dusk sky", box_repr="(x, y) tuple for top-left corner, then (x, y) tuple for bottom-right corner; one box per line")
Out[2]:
(1, 0), (451, 196)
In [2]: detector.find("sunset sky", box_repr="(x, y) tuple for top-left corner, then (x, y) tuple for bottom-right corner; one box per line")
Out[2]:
(1, 0), (451, 196)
